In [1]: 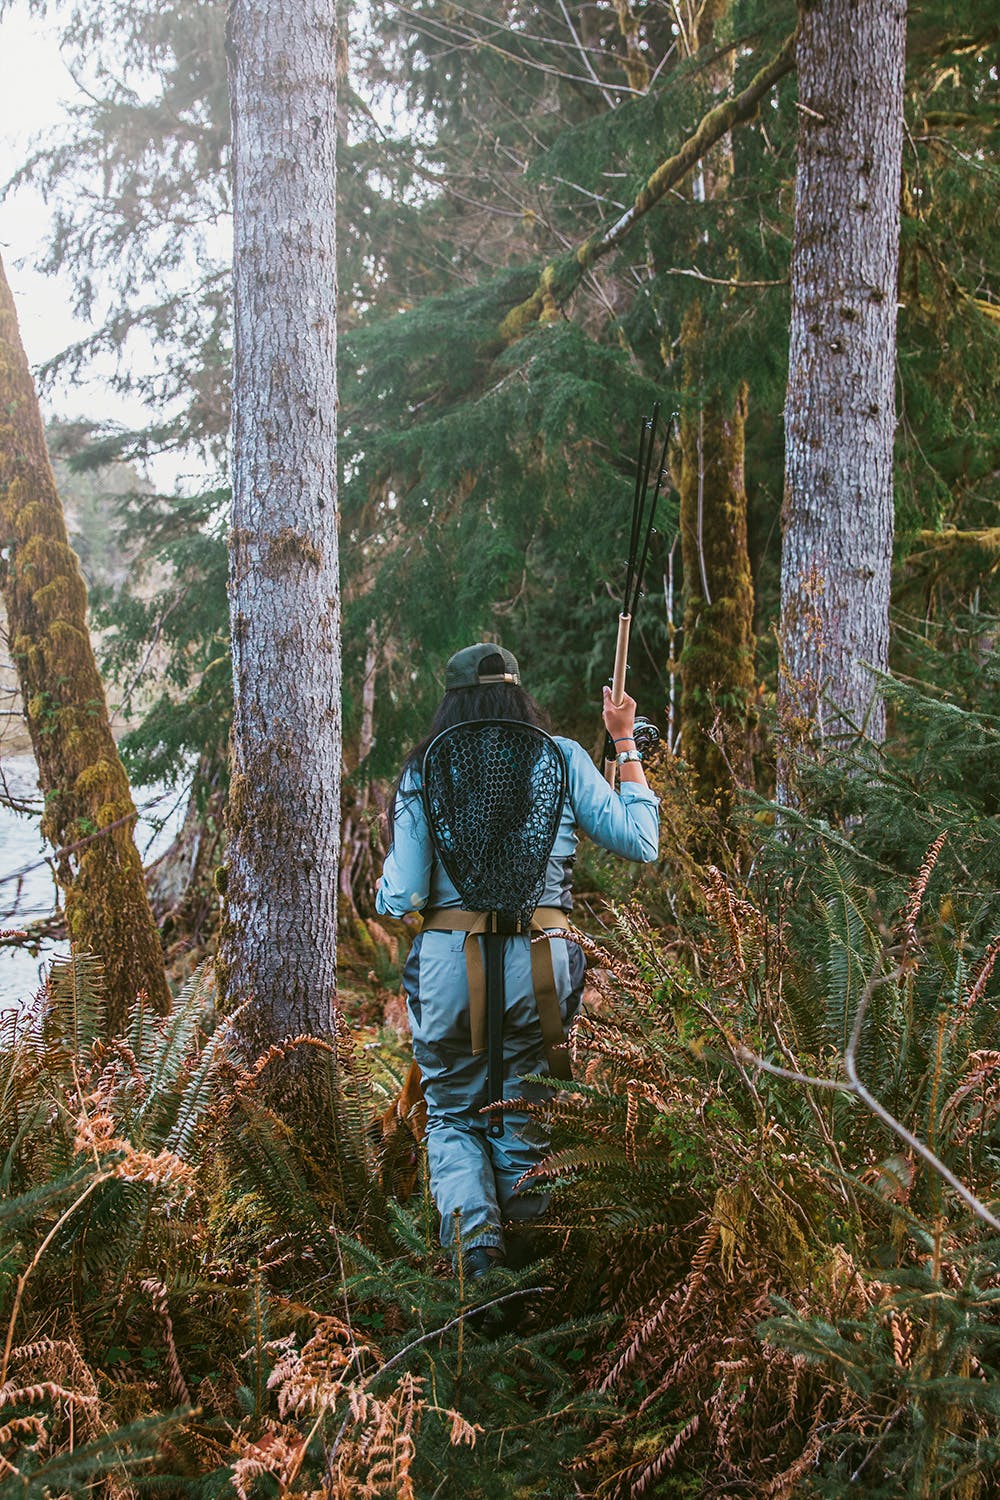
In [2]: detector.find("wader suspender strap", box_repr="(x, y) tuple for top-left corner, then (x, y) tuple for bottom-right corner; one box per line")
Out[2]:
(420, 907), (574, 1131)
(484, 932), (505, 1137)
(420, 722), (570, 1139)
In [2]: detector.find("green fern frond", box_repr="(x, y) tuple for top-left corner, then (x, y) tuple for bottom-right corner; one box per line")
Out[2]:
(164, 977), (230, 1159)
(134, 984), (211, 1136)
(224, 1098), (332, 1242)
(0, 1164), (95, 1235)
(41, 951), (106, 1066)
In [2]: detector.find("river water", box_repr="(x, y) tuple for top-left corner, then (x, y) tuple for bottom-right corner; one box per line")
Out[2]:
(0, 755), (185, 1008)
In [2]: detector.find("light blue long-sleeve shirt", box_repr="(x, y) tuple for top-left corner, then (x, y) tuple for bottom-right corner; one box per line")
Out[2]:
(376, 734), (659, 919)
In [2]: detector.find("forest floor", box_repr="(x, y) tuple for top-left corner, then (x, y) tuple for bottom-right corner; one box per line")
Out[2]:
(5, 711), (1000, 1495)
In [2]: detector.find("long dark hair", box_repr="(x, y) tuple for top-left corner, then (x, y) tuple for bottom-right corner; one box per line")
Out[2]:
(391, 680), (552, 834)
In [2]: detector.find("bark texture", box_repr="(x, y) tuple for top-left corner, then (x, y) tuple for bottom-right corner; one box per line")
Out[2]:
(0, 253), (170, 1029)
(222, 0), (341, 1054)
(679, 311), (755, 827)
(780, 0), (907, 749)
(676, 3), (756, 847)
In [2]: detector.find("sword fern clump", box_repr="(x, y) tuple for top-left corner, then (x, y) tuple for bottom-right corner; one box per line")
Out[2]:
(516, 804), (1000, 1496)
(0, 954), (591, 1498)
(0, 955), (216, 1492)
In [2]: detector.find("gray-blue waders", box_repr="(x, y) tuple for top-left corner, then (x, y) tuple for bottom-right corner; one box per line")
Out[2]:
(421, 719), (569, 1139)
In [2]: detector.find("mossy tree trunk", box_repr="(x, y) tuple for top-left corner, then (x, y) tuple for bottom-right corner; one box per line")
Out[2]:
(676, 4), (756, 850)
(0, 253), (170, 1028)
(222, 0), (342, 1081)
(779, 0), (906, 760)
(678, 310), (756, 831)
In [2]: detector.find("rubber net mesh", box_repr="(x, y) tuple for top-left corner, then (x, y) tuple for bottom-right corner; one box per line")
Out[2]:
(422, 720), (567, 923)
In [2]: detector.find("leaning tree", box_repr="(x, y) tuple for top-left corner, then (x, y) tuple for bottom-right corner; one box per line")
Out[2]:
(0, 254), (170, 1029)
(221, 0), (342, 1068)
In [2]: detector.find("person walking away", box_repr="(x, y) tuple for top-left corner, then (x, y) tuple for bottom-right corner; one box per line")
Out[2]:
(376, 644), (659, 1278)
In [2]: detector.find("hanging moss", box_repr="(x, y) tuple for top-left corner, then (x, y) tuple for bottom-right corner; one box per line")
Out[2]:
(678, 301), (756, 854)
(0, 252), (170, 1028)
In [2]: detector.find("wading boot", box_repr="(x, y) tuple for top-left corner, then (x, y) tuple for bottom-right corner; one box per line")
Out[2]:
(461, 1246), (506, 1282)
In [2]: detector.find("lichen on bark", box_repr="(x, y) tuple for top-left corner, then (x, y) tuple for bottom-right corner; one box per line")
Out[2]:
(779, 0), (906, 760)
(0, 252), (170, 1028)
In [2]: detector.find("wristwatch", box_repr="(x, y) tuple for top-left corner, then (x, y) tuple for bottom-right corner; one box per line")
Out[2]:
(616, 749), (643, 764)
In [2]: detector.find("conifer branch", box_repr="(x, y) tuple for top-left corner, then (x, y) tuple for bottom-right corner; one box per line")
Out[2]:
(500, 31), (797, 343)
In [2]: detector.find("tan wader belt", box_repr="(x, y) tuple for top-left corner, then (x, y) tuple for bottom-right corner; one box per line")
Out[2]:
(420, 907), (573, 1081)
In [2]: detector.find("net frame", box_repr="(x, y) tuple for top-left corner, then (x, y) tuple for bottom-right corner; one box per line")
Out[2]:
(421, 719), (567, 923)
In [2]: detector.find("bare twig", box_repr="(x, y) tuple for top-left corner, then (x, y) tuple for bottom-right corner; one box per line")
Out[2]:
(663, 266), (787, 289)
(739, 958), (1000, 1234)
(0, 791), (172, 892)
(793, 99), (826, 121)
(556, 0), (617, 108)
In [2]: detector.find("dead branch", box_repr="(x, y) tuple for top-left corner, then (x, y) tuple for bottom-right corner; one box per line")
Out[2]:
(738, 956), (1000, 1234)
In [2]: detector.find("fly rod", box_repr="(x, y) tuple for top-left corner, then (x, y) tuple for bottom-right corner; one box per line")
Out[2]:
(604, 405), (675, 786)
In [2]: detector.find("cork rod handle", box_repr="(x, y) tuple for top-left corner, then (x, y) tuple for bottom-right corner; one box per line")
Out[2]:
(604, 613), (632, 785)
(611, 613), (631, 707)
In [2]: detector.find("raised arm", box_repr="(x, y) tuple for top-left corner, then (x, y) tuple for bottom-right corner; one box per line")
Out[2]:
(560, 711), (659, 865)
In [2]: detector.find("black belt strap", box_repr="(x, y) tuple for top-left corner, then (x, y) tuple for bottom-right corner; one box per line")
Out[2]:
(484, 929), (506, 1138)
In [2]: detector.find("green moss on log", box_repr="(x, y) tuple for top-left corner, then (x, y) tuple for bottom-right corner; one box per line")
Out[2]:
(0, 251), (170, 1028)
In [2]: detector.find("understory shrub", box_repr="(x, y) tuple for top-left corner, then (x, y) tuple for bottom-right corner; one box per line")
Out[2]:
(3, 674), (1000, 1496)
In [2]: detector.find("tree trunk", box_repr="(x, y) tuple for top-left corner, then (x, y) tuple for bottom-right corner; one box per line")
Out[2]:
(678, 309), (755, 832)
(358, 620), (377, 801)
(222, 0), (341, 1060)
(779, 0), (907, 753)
(0, 253), (170, 1029)
(676, 4), (756, 852)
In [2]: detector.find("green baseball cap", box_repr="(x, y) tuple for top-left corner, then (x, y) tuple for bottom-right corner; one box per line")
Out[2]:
(445, 643), (521, 690)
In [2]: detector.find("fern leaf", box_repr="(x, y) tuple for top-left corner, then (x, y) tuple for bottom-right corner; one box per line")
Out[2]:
(41, 952), (105, 1065)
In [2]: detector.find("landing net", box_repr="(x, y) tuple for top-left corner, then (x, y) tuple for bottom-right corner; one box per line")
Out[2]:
(421, 720), (567, 924)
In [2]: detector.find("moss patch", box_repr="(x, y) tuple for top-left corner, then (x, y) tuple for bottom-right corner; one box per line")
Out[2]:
(0, 251), (170, 1029)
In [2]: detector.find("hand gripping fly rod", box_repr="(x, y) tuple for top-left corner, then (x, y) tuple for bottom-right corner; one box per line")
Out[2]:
(603, 402), (674, 786)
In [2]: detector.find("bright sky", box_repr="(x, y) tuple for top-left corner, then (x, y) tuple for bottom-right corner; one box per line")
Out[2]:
(0, 7), (87, 363)
(0, 2), (204, 491)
